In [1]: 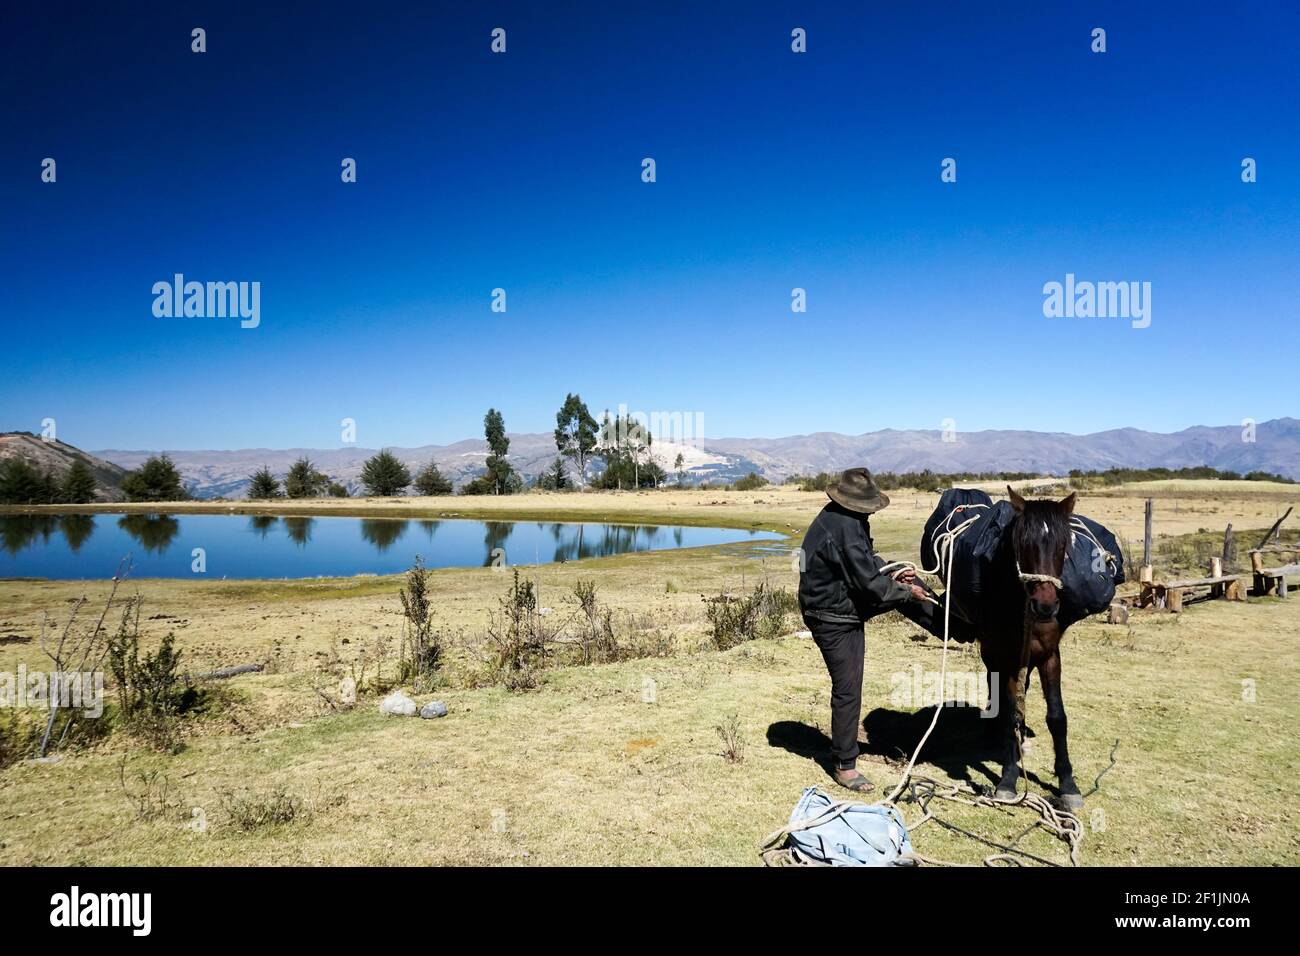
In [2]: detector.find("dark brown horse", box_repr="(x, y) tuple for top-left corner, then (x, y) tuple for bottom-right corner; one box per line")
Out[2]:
(977, 486), (1084, 809)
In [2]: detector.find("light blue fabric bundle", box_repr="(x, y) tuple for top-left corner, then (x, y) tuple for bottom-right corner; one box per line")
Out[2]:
(766, 787), (917, 866)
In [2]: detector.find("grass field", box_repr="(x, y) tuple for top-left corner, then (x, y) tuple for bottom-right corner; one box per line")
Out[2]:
(2, 483), (1297, 866)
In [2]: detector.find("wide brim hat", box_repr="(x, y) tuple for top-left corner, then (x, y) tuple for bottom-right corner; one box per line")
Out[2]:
(826, 467), (890, 515)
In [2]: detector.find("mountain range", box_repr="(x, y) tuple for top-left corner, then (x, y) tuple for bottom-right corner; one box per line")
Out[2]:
(71, 417), (1300, 499)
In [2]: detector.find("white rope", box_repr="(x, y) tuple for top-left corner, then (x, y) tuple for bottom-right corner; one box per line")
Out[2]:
(1068, 516), (1118, 575)
(876, 503), (985, 803)
(1016, 565), (1063, 589)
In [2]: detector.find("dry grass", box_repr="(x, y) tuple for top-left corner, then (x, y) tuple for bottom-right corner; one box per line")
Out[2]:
(1, 482), (1296, 865)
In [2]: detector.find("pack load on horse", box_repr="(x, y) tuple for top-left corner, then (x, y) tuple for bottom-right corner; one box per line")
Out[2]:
(918, 487), (1124, 809)
(922, 488), (1125, 631)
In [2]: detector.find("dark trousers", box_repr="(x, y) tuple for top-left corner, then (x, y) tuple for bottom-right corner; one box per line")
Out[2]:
(809, 600), (941, 768)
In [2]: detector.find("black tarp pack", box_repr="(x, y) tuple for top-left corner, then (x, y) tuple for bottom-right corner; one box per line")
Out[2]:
(922, 488), (1125, 630)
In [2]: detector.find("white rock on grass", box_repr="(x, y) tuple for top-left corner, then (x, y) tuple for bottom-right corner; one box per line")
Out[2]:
(420, 701), (448, 719)
(339, 676), (357, 708)
(380, 691), (417, 716)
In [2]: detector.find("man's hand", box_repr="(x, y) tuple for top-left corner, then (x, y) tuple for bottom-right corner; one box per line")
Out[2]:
(909, 584), (931, 602)
(894, 567), (916, 584)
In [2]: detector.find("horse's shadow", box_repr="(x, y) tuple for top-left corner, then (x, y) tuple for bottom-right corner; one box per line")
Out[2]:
(767, 704), (1058, 795)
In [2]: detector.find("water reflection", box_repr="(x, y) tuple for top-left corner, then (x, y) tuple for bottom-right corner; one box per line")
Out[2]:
(359, 519), (407, 552)
(117, 514), (180, 554)
(2, 515), (58, 555)
(482, 521), (511, 567)
(60, 515), (96, 552)
(548, 524), (681, 563)
(248, 515), (280, 538)
(283, 517), (314, 546)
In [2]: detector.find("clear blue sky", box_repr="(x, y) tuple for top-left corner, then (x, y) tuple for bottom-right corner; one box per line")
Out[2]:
(2, 1), (1296, 450)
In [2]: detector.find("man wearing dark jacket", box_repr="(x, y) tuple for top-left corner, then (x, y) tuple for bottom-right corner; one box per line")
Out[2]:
(798, 467), (939, 792)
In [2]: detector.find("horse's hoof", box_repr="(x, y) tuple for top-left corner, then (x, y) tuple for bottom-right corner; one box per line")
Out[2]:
(1058, 791), (1084, 812)
(993, 788), (1018, 802)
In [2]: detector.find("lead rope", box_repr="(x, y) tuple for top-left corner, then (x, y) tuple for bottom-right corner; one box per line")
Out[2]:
(876, 504), (984, 803)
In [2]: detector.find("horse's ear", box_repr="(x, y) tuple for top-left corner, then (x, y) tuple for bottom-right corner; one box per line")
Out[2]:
(1059, 492), (1076, 515)
(1007, 485), (1025, 513)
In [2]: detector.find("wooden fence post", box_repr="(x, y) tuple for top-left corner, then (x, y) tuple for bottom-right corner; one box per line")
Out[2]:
(1141, 498), (1154, 585)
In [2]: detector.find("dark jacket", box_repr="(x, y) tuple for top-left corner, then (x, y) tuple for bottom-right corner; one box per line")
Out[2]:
(798, 503), (914, 624)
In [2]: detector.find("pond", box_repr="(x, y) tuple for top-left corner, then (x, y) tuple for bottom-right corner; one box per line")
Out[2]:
(0, 513), (776, 580)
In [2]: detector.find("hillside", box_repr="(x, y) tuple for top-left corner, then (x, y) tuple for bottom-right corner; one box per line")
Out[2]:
(90, 418), (1300, 499)
(0, 432), (127, 501)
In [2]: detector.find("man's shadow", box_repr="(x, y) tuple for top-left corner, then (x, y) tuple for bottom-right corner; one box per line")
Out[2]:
(768, 705), (1054, 794)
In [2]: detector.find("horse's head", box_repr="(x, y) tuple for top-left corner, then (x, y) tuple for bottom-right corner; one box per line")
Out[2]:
(1007, 485), (1075, 621)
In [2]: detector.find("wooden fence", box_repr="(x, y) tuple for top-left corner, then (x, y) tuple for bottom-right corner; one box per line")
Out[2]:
(1119, 501), (1295, 616)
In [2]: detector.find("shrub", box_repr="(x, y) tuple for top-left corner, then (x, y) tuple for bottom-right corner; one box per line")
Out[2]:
(398, 557), (443, 690)
(219, 786), (305, 831)
(118, 755), (184, 822)
(108, 625), (201, 752)
(0, 711), (42, 769)
(485, 570), (556, 690)
(360, 450), (412, 497)
(412, 461), (453, 496)
(0, 458), (58, 504)
(731, 472), (768, 491)
(121, 454), (187, 502)
(247, 466), (281, 499)
(715, 715), (745, 764)
(571, 579), (618, 664)
(799, 472), (834, 492)
(704, 581), (798, 650)
(284, 457), (330, 498)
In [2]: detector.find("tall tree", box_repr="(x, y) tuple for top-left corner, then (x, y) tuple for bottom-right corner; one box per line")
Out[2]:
(121, 454), (186, 502)
(247, 465), (282, 500)
(59, 459), (98, 504)
(482, 408), (515, 495)
(360, 450), (413, 497)
(554, 393), (598, 487)
(675, 452), (686, 486)
(596, 410), (622, 489)
(631, 426), (650, 489)
(594, 411), (655, 490)
(413, 461), (453, 496)
(284, 457), (330, 498)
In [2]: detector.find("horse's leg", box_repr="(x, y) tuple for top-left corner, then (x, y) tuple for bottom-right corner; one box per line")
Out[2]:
(1040, 648), (1083, 810)
(993, 658), (1023, 800)
(980, 642), (1000, 739)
